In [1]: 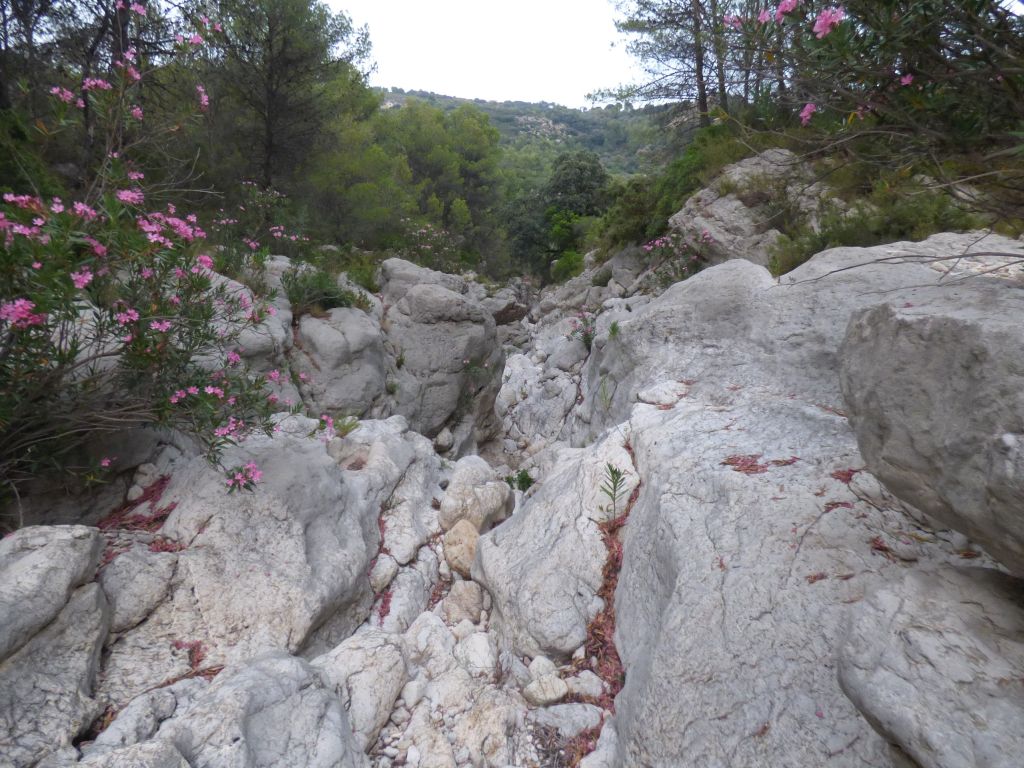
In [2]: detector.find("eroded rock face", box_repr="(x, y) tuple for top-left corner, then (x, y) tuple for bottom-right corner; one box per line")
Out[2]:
(474, 435), (638, 659)
(97, 414), (440, 708)
(385, 282), (503, 441)
(0, 525), (102, 660)
(0, 583), (109, 768)
(838, 567), (1024, 768)
(668, 147), (828, 269)
(840, 276), (1024, 574)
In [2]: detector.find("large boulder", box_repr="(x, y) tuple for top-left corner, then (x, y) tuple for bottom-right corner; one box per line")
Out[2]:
(838, 567), (1024, 768)
(574, 233), (1024, 445)
(292, 307), (386, 417)
(384, 280), (503, 440)
(474, 435), (637, 658)
(839, 272), (1024, 574)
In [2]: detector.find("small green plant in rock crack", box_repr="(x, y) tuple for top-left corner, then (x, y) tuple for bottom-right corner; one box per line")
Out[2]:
(598, 376), (615, 415)
(608, 320), (620, 340)
(504, 468), (535, 492)
(600, 463), (629, 516)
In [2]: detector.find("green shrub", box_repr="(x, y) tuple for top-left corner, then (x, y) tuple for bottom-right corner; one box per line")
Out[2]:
(768, 185), (985, 276)
(282, 267), (366, 317)
(551, 250), (584, 282)
(505, 469), (534, 492)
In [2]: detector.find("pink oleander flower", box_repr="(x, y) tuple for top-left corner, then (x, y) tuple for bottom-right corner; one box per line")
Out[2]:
(189, 33), (204, 45)
(50, 198), (64, 213)
(196, 254), (214, 270)
(126, 66), (141, 82)
(73, 201), (98, 220)
(128, 170), (144, 181)
(129, 2), (146, 15)
(204, 385), (225, 398)
(150, 319), (172, 332)
(116, 188), (145, 206)
(49, 86), (75, 104)
(82, 77), (112, 91)
(1, 298), (47, 329)
(196, 84), (210, 112)
(115, 308), (140, 325)
(227, 350), (242, 366)
(813, 7), (845, 38)
(141, 267), (154, 279)
(799, 102), (818, 126)
(130, 105), (144, 120)
(100, 456), (114, 467)
(758, 9), (772, 23)
(900, 73), (914, 86)
(267, 369), (281, 383)
(71, 268), (94, 289)
(775, 0), (799, 22)
(32, 261), (42, 270)
(723, 14), (743, 30)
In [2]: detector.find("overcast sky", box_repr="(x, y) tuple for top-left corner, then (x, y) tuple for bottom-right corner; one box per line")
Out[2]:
(328, 0), (643, 107)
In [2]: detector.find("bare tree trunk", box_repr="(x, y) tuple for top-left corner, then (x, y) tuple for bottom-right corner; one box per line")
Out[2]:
(691, 0), (710, 126)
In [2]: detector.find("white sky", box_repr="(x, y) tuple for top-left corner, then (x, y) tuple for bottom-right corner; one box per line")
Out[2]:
(328, 0), (643, 107)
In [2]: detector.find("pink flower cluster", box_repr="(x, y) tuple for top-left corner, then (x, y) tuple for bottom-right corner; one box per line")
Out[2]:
(196, 84), (209, 112)
(214, 416), (245, 438)
(82, 78), (113, 91)
(116, 188), (145, 206)
(813, 7), (845, 38)
(1, 299), (47, 329)
(800, 102), (818, 125)
(775, 0), (799, 22)
(723, 14), (743, 30)
(115, 307), (140, 325)
(49, 86), (82, 108)
(225, 461), (262, 490)
(71, 268), (94, 289)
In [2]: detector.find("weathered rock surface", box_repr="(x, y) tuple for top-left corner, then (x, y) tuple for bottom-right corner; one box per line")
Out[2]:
(313, 629), (409, 752)
(838, 566), (1024, 768)
(668, 147), (828, 268)
(293, 307), (386, 417)
(150, 653), (366, 768)
(475, 435), (637, 658)
(0, 583), (109, 767)
(0, 525), (102, 661)
(97, 415), (439, 708)
(384, 282), (503, 441)
(840, 268), (1024, 574)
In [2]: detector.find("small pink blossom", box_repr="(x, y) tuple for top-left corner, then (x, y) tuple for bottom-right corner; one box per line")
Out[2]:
(100, 456), (114, 467)
(196, 254), (214, 270)
(723, 14), (743, 30)
(73, 202), (98, 220)
(799, 102), (817, 126)
(130, 105), (144, 120)
(126, 66), (141, 82)
(900, 73), (914, 86)
(127, 170), (144, 180)
(129, 2), (146, 15)
(141, 267), (154, 279)
(50, 198), (64, 213)
(49, 86), (75, 104)
(32, 261), (42, 270)
(188, 33), (204, 45)
(267, 369), (281, 383)
(71, 268), (94, 289)
(196, 84), (209, 112)
(150, 319), (172, 332)
(758, 9), (771, 23)
(116, 188), (145, 206)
